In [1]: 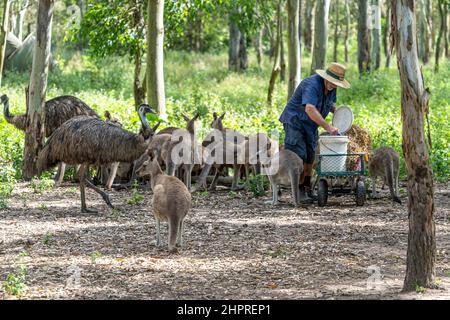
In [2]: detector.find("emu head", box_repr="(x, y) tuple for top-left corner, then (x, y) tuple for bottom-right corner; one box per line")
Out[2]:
(138, 104), (157, 139)
(211, 112), (225, 131)
(183, 112), (200, 135)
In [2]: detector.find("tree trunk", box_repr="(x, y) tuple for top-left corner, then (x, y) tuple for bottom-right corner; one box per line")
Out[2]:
(239, 31), (248, 71)
(133, 0), (145, 109)
(267, 1), (282, 106)
(228, 19), (240, 71)
(444, 3), (449, 58)
(333, 0), (340, 62)
(303, 0), (314, 52)
(146, 0), (166, 116)
(310, 0), (331, 74)
(358, 0), (371, 75)
(383, 0), (392, 67)
(344, 0), (350, 63)
(194, 10), (204, 52)
(0, 0), (11, 87)
(22, 0), (54, 179)
(371, 0), (381, 70)
(418, 0), (428, 63)
(280, 19), (286, 82)
(16, 0), (28, 41)
(435, 0), (445, 72)
(255, 27), (263, 67)
(391, 0), (436, 292)
(287, 0), (301, 100)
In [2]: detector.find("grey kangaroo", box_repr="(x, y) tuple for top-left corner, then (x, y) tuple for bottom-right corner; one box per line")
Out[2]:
(369, 146), (401, 204)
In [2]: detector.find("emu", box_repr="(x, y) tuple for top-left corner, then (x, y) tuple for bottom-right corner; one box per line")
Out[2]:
(1, 94), (98, 185)
(37, 104), (156, 213)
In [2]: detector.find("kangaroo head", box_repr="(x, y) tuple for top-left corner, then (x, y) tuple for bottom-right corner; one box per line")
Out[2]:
(211, 112), (225, 131)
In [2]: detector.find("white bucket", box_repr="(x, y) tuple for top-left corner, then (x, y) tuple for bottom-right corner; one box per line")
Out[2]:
(318, 136), (349, 172)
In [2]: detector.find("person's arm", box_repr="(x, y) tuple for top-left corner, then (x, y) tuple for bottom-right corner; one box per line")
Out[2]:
(305, 104), (339, 135)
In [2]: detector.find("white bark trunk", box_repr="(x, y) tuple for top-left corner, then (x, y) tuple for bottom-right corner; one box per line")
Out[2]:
(371, 0), (381, 69)
(391, 0), (436, 292)
(23, 0), (54, 179)
(310, 0), (331, 74)
(146, 0), (166, 116)
(287, 0), (301, 99)
(0, 0), (11, 87)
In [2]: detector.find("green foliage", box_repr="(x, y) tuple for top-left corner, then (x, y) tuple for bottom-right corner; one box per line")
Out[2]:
(66, 0), (145, 59)
(90, 251), (102, 264)
(2, 251), (28, 296)
(245, 174), (269, 197)
(127, 183), (145, 205)
(31, 178), (55, 194)
(0, 161), (16, 210)
(197, 190), (209, 197)
(43, 233), (53, 245)
(415, 284), (427, 294)
(38, 203), (49, 213)
(269, 245), (292, 259)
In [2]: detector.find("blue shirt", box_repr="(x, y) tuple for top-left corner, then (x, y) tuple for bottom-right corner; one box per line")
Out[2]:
(279, 74), (336, 133)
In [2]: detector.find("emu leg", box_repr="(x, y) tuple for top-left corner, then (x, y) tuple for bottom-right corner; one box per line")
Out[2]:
(54, 162), (66, 186)
(78, 165), (97, 213)
(84, 178), (114, 209)
(105, 162), (119, 190)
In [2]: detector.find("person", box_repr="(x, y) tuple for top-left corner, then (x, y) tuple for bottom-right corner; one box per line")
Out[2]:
(279, 62), (351, 203)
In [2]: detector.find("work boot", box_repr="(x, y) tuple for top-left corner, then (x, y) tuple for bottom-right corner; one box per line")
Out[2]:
(299, 185), (314, 204)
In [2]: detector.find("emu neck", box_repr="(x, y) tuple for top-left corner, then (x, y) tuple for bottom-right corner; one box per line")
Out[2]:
(3, 101), (27, 131)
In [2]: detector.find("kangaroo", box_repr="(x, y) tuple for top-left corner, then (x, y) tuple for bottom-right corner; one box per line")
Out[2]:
(369, 146), (401, 204)
(193, 112), (246, 192)
(262, 149), (304, 207)
(136, 157), (191, 252)
(160, 113), (200, 190)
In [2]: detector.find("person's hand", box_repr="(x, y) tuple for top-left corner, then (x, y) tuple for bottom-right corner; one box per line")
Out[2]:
(327, 125), (340, 136)
(331, 105), (336, 113)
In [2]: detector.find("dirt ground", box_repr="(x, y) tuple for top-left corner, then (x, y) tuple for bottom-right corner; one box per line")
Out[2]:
(0, 180), (449, 300)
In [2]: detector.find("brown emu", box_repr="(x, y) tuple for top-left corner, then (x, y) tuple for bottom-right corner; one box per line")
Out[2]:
(1, 94), (98, 136)
(1, 94), (99, 184)
(37, 104), (157, 213)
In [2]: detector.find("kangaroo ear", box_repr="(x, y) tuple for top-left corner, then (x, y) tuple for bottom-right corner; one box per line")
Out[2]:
(182, 113), (190, 122)
(193, 112), (200, 121)
(152, 122), (161, 132)
(104, 110), (111, 120)
(219, 112), (226, 120)
(213, 112), (218, 120)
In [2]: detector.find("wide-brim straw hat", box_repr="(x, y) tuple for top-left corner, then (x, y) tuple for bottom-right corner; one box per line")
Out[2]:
(316, 62), (351, 89)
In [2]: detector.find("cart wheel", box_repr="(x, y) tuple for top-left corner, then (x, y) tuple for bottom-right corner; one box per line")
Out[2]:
(318, 179), (328, 207)
(356, 180), (366, 206)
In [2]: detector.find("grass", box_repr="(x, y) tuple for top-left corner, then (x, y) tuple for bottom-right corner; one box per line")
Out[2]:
(0, 46), (448, 194)
(2, 251), (29, 296)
